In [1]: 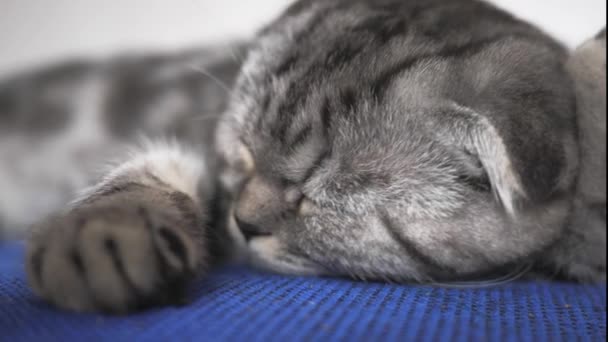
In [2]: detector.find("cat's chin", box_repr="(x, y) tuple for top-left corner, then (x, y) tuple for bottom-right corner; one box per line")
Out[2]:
(247, 236), (327, 276)
(225, 209), (325, 275)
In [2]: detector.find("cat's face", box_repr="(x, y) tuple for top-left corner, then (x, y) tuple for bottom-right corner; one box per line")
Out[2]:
(215, 0), (575, 281)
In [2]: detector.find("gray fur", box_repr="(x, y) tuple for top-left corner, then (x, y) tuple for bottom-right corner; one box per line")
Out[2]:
(217, 0), (591, 282)
(544, 30), (606, 281)
(0, 0), (604, 313)
(0, 45), (244, 238)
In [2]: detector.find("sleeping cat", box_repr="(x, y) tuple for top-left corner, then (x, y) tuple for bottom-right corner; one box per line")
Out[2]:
(0, 0), (604, 313)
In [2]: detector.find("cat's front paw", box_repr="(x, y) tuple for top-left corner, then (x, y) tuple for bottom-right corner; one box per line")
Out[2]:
(26, 189), (207, 313)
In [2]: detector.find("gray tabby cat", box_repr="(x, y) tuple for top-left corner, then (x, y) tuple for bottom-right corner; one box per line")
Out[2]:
(0, 0), (603, 313)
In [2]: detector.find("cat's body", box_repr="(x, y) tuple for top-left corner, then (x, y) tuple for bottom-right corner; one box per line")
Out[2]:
(0, 46), (243, 238)
(0, 0), (604, 313)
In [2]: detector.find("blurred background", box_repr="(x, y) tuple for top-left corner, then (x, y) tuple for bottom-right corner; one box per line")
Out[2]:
(0, 0), (605, 78)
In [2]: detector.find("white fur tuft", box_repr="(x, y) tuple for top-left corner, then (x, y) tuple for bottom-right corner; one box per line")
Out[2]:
(80, 139), (209, 204)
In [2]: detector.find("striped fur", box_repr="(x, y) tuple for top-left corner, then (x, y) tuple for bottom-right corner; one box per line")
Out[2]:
(0, 0), (602, 313)
(0, 45), (244, 238)
(217, 0), (586, 283)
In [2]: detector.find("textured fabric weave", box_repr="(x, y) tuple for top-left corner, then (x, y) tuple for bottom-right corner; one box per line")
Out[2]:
(0, 241), (605, 342)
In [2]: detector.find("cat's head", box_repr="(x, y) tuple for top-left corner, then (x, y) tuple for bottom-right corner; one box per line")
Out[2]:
(215, 0), (577, 281)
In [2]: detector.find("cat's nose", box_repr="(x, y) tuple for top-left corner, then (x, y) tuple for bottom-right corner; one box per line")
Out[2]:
(234, 215), (271, 241)
(234, 176), (285, 240)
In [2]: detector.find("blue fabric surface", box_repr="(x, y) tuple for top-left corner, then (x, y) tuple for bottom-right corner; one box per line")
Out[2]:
(0, 241), (605, 342)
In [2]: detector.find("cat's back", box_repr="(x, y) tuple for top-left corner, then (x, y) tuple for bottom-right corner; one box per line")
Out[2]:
(0, 46), (243, 238)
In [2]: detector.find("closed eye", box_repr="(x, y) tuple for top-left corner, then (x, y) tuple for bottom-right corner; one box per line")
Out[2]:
(280, 145), (332, 186)
(298, 148), (332, 184)
(456, 173), (491, 192)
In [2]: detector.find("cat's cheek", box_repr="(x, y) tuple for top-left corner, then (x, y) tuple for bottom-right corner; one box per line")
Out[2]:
(247, 236), (326, 276)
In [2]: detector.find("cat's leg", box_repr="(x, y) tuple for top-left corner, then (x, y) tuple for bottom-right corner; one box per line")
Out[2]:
(26, 142), (213, 313)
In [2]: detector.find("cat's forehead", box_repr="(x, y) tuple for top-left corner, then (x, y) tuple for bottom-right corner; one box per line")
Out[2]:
(223, 0), (461, 164)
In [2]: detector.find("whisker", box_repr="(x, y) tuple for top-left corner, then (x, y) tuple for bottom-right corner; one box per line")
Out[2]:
(188, 65), (233, 94)
(430, 262), (534, 289)
(227, 45), (247, 64)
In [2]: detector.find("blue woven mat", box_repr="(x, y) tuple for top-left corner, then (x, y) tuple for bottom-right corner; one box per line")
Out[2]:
(0, 241), (605, 341)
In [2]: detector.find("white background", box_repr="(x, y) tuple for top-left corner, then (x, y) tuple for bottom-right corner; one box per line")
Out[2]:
(0, 0), (605, 76)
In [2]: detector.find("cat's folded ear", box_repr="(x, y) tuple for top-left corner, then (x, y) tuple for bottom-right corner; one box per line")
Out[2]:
(463, 111), (527, 215)
(437, 104), (578, 216)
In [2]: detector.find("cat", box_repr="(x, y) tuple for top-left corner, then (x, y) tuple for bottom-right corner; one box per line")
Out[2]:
(0, 0), (603, 314)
